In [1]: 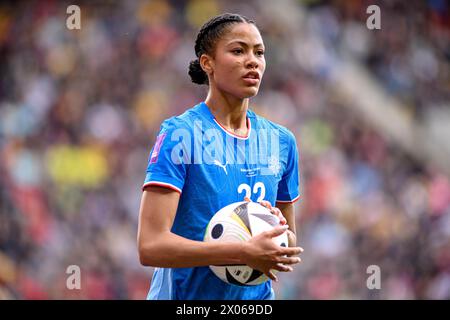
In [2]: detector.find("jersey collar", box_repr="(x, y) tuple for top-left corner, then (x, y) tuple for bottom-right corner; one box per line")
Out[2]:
(199, 101), (252, 140)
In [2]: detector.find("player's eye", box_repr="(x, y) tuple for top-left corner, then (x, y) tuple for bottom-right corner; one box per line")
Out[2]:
(256, 50), (265, 57)
(232, 48), (244, 55)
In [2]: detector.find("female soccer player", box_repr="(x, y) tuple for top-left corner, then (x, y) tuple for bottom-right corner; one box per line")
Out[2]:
(138, 13), (303, 300)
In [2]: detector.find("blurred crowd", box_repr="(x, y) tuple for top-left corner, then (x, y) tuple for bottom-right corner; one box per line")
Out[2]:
(0, 0), (449, 299)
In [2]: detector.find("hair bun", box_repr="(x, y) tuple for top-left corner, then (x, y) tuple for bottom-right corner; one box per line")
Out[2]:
(188, 59), (208, 85)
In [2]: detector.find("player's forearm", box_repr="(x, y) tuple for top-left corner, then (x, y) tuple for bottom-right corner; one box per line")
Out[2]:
(138, 231), (246, 268)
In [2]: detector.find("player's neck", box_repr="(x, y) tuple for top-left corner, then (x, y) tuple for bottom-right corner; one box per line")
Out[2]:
(205, 93), (249, 132)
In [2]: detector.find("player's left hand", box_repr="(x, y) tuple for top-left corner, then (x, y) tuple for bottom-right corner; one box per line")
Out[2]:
(244, 197), (298, 255)
(244, 197), (287, 226)
(259, 200), (287, 226)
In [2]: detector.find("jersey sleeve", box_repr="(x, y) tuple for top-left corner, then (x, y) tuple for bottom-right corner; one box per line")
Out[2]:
(276, 130), (300, 203)
(142, 118), (189, 194)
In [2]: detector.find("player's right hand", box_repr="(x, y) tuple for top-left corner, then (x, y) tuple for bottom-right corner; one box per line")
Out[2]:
(242, 225), (303, 281)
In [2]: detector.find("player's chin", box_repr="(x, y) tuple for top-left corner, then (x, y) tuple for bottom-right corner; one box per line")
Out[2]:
(239, 86), (260, 99)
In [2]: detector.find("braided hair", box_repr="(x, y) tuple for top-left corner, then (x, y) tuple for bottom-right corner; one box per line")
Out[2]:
(188, 13), (256, 85)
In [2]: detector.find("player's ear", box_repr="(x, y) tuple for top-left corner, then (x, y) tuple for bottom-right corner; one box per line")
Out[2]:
(200, 53), (214, 75)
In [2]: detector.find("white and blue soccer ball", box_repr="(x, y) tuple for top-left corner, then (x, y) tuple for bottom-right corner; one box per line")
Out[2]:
(204, 201), (288, 286)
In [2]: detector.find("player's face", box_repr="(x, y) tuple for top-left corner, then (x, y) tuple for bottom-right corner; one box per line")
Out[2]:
(208, 23), (266, 99)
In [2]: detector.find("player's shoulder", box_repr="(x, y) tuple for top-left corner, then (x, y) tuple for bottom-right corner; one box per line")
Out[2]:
(158, 103), (203, 132)
(249, 109), (297, 144)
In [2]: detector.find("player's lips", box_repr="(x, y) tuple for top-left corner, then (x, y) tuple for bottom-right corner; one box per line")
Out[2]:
(242, 71), (260, 85)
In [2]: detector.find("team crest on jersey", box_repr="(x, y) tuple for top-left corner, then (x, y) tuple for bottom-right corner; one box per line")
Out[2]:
(150, 133), (167, 164)
(267, 155), (281, 176)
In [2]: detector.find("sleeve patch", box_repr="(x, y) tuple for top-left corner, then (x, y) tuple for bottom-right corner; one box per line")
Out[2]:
(150, 133), (167, 164)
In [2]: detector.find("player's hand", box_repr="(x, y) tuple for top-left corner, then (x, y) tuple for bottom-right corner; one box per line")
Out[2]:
(242, 225), (303, 282)
(259, 200), (287, 226)
(243, 197), (287, 226)
(244, 197), (287, 226)
(258, 199), (297, 253)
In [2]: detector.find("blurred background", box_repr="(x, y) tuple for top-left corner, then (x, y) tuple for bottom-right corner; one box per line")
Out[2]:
(0, 0), (449, 299)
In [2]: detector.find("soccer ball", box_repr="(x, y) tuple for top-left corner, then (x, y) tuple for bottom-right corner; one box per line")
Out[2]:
(203, 201), (288, 286)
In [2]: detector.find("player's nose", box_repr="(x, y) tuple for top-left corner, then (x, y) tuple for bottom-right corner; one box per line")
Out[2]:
(245, 53), (259, 69)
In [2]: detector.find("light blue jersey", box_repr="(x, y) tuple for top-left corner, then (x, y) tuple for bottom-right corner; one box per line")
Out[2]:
(143, 101), (300, 300)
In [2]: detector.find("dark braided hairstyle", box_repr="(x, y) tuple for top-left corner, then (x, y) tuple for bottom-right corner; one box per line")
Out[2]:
(188, 13), (256, 85)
